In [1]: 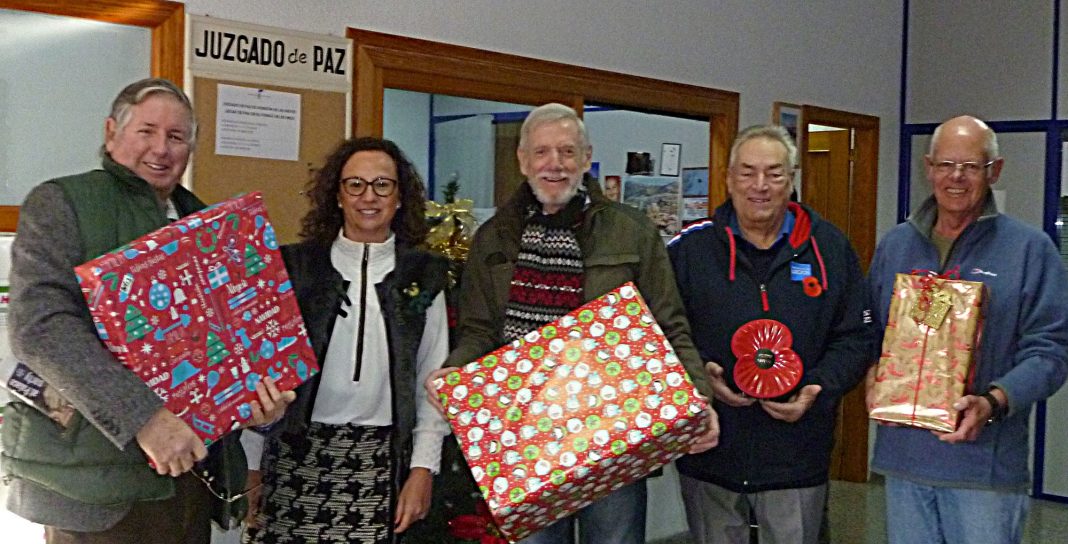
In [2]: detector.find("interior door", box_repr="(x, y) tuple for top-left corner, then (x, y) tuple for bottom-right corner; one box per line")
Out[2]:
(805, 130), (852, 229)
(798, 105), (880, 483)
(494, 121), (524, 208)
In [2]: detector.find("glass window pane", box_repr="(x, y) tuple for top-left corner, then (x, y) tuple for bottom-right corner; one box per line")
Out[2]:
(0, 9), (151, 205)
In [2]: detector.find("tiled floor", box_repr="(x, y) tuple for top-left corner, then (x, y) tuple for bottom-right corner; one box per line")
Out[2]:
(653, 477), (1068, 543)
(5, 478), (1068, 542)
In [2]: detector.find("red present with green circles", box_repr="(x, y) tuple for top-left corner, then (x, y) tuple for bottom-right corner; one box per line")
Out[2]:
(434, 282), (709, 542)
(73, 192), (318, 445)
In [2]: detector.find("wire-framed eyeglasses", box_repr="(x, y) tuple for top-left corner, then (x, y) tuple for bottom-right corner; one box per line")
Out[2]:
(341, 176), (398, 197)
(192, 468), (263, 504)
(931, 159), (996, 178)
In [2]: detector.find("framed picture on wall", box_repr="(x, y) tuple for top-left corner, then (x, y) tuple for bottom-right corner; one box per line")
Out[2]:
(622, 175), (682, 237)
(682, 196), (709, 221)
(772, 101), (802, 147)
(660, 143), (681, 176)
(681, 167), (709, 197)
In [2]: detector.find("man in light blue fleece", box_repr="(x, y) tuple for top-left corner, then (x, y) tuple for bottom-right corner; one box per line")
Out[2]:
(868, 115), (1068, 544)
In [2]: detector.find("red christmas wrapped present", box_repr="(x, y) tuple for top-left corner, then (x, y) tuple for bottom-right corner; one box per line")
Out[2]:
(434, 282), (709, 542)
(74, 192), (318, 445)
(867, 272), (985, 432)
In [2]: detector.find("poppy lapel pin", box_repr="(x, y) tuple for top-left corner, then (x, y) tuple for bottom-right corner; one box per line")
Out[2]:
(802, 275), (822, 297)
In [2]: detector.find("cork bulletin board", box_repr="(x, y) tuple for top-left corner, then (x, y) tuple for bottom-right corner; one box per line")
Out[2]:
(190, 77), (346, 245)
(0, 208), (17, 232)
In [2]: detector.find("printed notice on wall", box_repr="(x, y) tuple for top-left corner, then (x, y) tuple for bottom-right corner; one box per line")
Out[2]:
(215, 84), (300, 161)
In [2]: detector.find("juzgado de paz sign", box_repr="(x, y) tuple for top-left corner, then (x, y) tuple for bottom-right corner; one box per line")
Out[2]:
(188, 16), (350, 90)
(194, 29), (344, 74)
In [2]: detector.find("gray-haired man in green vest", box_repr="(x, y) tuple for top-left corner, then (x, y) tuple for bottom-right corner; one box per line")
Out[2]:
(3, 78), (293, 544)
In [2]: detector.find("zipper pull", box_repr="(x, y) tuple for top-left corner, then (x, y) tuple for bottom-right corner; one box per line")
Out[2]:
(354, 243), (370, 382)
(760, 284), (770, 312)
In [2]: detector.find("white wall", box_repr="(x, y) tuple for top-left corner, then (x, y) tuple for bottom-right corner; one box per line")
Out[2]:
(176, 0), (903, 239)
(908, 1), (1054, 124)
(585, 110), (709, 179)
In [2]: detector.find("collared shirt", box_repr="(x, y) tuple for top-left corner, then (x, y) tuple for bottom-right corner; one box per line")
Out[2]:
(728, 209), (795, 247)
(731, 210), (795, 279)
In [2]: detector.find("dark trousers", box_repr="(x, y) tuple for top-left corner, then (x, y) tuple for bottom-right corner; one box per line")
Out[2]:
(45, 473), (212, 544)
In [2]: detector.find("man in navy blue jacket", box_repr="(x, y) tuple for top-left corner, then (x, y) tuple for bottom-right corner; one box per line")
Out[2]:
(868, 116), (1068, 544)
(669, 125), (874, 544)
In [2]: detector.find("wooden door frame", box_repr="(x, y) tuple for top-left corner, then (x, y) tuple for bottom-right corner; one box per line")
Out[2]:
(799, 105), (880, 483)
(346, 28), (739, 209)
(0, 0), (184, 232)
(800, 105), (879, 270)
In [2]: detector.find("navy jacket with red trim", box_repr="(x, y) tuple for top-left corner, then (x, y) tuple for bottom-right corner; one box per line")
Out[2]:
(668, 201), (874, 492)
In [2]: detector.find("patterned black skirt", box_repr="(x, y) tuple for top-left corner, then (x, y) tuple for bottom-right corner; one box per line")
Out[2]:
(244, 422), (394, 543)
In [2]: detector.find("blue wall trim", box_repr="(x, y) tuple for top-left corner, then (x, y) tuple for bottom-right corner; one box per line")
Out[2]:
(1034, 494), (1068, 505)
(1052, 0), (1060, 120)
(898, 0), (911, 224)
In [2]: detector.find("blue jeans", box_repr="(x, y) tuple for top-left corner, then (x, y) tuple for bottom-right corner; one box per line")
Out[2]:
(519, 479), (647, 544)
(884, 475), (1030, 544)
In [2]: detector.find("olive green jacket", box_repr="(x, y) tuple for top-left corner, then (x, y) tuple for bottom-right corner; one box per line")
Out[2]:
(444, 179), (712, 399)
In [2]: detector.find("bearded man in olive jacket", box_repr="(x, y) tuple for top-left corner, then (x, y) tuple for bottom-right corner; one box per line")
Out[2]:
(429, 103), (718, 544)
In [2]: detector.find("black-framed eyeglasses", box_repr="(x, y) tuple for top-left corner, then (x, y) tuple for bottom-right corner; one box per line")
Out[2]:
(931, 159), (996, 178)
(341, 176), (398, 197)
(192, 468), (263, 504)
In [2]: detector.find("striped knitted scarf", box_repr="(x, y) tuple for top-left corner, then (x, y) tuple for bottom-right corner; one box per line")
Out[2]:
(502, 193), (586, 342)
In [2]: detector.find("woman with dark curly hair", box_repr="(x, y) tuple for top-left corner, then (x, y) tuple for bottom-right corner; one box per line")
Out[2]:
(242, 137), (450, 543)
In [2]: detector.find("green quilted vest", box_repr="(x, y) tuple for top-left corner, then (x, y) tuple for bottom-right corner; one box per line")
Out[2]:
(1, 157), (221, 507)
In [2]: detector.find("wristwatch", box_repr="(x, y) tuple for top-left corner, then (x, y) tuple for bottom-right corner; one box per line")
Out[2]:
(980, 388), (1007, 425)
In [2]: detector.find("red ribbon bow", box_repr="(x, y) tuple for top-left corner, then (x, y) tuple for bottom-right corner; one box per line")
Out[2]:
(909, 266), (960, 315)
(904, 266), (962, 425)
(909, 266), (961, 282)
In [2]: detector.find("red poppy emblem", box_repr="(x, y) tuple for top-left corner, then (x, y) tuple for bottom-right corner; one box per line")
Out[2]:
(803, 276), (822, 297)
(731, 319), (803, 399)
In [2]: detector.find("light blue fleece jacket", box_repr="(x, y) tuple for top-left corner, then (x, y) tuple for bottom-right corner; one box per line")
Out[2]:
(868, 194), (1068, 491)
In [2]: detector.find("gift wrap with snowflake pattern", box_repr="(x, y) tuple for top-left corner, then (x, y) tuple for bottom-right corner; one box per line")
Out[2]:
(435, 282), (709, 542)
(73, 192), (318, 445)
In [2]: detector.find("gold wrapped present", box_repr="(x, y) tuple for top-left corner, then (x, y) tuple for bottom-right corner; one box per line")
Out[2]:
(867, 272), (985, 432)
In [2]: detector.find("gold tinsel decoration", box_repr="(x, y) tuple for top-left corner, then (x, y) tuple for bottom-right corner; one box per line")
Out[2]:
(425, 199), (476, 288)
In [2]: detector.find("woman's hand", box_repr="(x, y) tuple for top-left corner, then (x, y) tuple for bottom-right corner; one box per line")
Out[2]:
(394, 467), (433, 533)
(245, 376), (296, 428)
